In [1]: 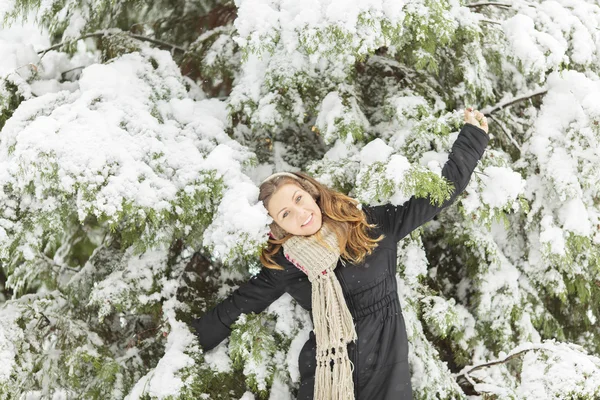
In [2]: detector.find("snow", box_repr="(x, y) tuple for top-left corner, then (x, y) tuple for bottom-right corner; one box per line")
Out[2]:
(323, 139), (352, 162)
(234, 0), (406, 54)
(315, 92), (345, 140)
(267, 293), (301, 336)
(0, 304), (21, 381)
(204, 341), (233, 373)
(467, 341), (600, 399)
(523, 70), (600, 263)
(286, 327), (311, 383)
(359, 138), (393, 165)
(126, 298), (198, 399)
(202, 181), (272, 263)
(476, 253), (521, 318)
(1, 45), (270, 266)
(539, 215), (566, 256)
(268, 375), (293, 399)
(2, 0), (600, 399)
(503, 0), (600, 77)
(86, 248), (168, 320)
(479, 166), (525, 209)
(558, 198), (592, 236)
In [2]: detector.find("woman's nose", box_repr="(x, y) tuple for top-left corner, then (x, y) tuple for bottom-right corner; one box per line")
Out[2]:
(298, 210), (309, 223)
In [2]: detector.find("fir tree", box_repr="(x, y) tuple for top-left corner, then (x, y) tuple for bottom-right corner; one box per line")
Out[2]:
(1, 0), (599, 399)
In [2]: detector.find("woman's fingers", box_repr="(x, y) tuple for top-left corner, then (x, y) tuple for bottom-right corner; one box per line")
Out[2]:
(464, 108), (489, 134)
(464, 107), (473, 122)
(474, 111), (489, 133)
(464, 107), (477, 125)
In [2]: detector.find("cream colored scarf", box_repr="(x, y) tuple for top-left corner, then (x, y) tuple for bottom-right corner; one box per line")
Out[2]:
(283, 223), (357, 400)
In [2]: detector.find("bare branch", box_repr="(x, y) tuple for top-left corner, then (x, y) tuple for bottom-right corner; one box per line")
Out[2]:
(37, 30), (187, 59)
(481, 88), (548, 115)
(61, 66), (86, 78)
(39, 253), (79, 273)
(37, 32), (109, 58)
(488, 114), (522, 151)
(129, 33), (186, 53)
(456, 346), (544, 379)
(480, 18), (503, 25)
(466, 2), (512, 8)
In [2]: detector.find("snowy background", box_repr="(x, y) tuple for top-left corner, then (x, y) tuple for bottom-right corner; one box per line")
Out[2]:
(0, 0), (599, 399)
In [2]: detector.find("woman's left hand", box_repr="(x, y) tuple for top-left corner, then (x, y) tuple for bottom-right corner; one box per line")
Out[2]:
(464, 107), (489, 134)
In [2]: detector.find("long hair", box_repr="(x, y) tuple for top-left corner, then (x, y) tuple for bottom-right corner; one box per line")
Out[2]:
(259, 172), (384, 270)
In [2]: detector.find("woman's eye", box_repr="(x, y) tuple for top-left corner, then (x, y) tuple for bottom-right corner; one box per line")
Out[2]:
(283, 211), (289, 218)
(296, 195), (302, 203)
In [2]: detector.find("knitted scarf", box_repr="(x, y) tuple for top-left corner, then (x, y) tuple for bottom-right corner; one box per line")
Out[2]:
(283, 223), (357, 400)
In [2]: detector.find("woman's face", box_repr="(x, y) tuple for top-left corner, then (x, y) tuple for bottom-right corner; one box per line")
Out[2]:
(266, 183), (322, 236)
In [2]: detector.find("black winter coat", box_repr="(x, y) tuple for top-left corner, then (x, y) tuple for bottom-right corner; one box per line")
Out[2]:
(190, 123), (489, 399)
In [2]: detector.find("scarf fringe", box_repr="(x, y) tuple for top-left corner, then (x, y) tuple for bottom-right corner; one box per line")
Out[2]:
(315, 345), (355, 400)
(312, 270), (357, 400)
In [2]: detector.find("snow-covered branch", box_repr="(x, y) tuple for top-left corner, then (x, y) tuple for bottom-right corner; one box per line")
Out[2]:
(481, 88), (548, 115)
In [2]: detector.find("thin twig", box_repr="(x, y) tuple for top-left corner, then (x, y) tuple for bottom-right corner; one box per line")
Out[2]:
(463, 371), (478, 388)
(466, 2), (512, 8)
(37, 30), (187, 59)
(129, 33), (186, 53)
(35, 311), (51, 330)
(61, 66), (86, 77)
(481, 88), (548, 115)
(39, 253), (79, 273)
(37, 32), (109, 58)
(0, 63), (37, 83)
(456, 347), (538, 379)
(480, 18), (503, 25)
(488, 114), (522, 151)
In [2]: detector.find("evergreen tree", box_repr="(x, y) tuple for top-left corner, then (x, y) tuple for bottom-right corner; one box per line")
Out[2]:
(0, 0), (599, 398)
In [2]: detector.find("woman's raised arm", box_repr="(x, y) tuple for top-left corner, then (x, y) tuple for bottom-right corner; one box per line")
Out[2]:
(364, 122), (489, 242)
(189, 266), (285, 351)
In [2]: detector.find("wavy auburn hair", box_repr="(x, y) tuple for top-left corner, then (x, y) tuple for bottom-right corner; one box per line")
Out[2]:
(259, 172), (383, 270)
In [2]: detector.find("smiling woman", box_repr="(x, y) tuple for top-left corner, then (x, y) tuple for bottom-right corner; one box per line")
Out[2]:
(190, 110), (490, 399)
(264, 180), (323, 236)
(257, 171), (383, 273)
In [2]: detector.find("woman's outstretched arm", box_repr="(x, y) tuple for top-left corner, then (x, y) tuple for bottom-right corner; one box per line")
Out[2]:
(365, 121), (489, 242)
(189, 266), (285, 351)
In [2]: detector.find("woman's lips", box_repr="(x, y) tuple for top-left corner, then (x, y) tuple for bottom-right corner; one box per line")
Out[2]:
(302, 213), (313, 227)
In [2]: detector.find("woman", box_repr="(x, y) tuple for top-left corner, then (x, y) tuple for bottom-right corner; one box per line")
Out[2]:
(190, 108), (489, 399)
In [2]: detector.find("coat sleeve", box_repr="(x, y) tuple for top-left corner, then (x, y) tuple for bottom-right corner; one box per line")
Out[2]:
(364, 123), (489, 242)
(188, 266), (286, 351)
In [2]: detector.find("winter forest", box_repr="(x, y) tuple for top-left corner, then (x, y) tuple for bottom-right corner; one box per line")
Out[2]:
(0, 0), (600, 399)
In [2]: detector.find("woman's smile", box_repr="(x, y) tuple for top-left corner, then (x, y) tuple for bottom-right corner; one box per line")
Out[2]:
(301, 214), (313, 227)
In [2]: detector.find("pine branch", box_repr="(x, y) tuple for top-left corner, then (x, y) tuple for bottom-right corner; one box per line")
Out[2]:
(481, 88), (548, 115)
(130, 4), (237, 34)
